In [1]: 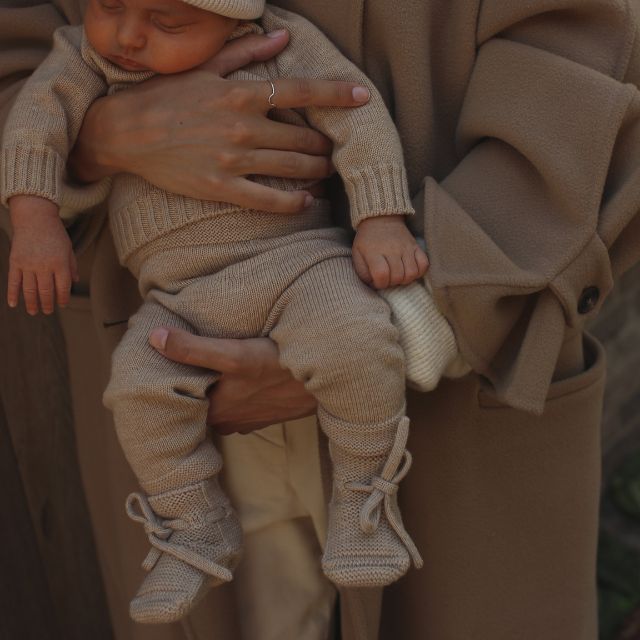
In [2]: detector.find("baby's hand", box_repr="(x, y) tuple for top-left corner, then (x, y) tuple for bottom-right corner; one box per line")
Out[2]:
(7, 195), (78, 315)
(352, 215), (428, 289)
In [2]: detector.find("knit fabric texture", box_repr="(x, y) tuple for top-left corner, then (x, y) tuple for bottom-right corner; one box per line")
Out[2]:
(102, 233), (420, 592)
(320, 410), (423, 587)
(126, 479), (243, 623)
(2, 1), (457, 605)
(380, 282), (471, 391)
(181, 0), (264, 18)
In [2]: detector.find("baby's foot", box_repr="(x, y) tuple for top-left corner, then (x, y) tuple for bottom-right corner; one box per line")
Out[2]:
(321, 416), (422, 587)
(127, 479), (242, 623)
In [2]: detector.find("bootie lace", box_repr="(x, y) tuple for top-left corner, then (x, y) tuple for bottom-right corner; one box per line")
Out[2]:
(126, 492), (234, 582)
(344, 417), (423, 569)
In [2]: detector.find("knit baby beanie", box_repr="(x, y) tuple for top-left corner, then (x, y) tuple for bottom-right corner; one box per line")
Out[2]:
(180, 0), (264, 18)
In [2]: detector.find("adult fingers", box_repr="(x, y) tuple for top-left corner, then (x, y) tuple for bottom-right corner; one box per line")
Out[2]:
(149, 327), (244, 372)
(206, 30), (290, 77)
(251, 78), (370, 112)
(244, 149), (333, 180)
(37, 271), (55, 315)
(7, 264), (22, 308)
(247, 119), (332, 156)
(223, 178), (313, 213)
(22, 271), (39, 315)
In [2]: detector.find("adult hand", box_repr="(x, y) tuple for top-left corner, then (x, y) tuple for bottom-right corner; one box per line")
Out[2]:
(149, 327), (317, 435)
(70, 30), (370, 213)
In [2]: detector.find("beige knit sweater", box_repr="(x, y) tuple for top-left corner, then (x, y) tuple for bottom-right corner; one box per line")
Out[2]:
(0, 6), (415, 265)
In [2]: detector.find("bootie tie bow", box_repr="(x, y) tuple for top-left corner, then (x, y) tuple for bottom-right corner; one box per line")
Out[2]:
(126, 492), (234, 582)
(345, 417), (423, 569)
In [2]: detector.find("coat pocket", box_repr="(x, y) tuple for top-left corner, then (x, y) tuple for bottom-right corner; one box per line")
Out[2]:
(477, 332), (606, 410)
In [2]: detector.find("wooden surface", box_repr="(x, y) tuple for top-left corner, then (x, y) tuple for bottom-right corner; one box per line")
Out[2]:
(0, 232), (112, 640)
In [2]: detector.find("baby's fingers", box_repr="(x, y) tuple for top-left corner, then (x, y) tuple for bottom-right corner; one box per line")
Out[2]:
(70, 251), (80, 283)
(400, 247), (429, 284)
(54, 267), (72, 308)
(367, 255), (392, 289)
(352, 248), (373, 285)
(37, 271), (55, 315)
(7, 264), (22, 308)
(22, 271), (39, 315)
(415, 247), (429, 277)
(385, 255), (407, 288)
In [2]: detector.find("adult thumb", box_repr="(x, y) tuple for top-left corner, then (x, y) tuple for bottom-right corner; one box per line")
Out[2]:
(206, 29), (289, 77)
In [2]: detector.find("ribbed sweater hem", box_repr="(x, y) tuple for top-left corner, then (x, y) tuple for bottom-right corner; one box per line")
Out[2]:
(118, 197), (337, 270)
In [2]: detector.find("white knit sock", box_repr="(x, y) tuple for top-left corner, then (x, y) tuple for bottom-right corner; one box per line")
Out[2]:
(379, 281), (471, 391)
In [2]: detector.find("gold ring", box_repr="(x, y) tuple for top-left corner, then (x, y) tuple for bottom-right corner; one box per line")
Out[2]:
(267, 80), (277, 108)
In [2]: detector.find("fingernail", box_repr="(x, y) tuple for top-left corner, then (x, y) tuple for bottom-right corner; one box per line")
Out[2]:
(304, 194), (314, 208)
(352, 87), (370, 103)
(267, 29), (287, 38)
(149, 328), (168, 351)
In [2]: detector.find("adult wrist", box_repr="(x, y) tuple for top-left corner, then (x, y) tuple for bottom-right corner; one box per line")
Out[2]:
(70, 95), (122, 182)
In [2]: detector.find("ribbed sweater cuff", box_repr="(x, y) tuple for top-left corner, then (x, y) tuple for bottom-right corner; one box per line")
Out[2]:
(343, 163), (415, 228)
(1, 146), (64, 207)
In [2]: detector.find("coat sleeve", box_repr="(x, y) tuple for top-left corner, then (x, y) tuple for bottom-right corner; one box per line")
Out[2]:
(1, 24), (111, 219)
(264, 6), (415, 229)
(423, 0), (640, 413)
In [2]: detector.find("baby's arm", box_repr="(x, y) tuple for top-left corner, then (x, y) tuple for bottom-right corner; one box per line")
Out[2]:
(1, 25), (110, 218)
(266, 8), (427, 285)
(1, 25), (109, 314)
(7, 195), (78, 314)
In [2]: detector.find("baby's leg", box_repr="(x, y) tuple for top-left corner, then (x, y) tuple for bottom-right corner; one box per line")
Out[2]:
(269, 256), (423, 588)
(103, 300), (242, 623)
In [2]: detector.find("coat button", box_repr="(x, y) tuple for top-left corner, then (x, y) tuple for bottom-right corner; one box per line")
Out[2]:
(578, 286), (600, 314)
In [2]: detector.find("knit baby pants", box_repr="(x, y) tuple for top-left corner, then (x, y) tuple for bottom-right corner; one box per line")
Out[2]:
(104, 214), (418, 617)
(105, 220), (406, 491)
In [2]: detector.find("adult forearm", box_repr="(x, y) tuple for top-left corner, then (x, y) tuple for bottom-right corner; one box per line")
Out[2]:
(69, 95), (124, 183)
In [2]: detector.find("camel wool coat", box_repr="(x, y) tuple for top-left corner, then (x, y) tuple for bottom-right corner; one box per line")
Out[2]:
(2, 0), (640, 639)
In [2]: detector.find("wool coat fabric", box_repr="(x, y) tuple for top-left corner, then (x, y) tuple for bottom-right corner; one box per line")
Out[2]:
(2, 0), (640, 639)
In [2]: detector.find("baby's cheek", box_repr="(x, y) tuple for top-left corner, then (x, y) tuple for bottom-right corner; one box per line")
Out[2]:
(84, 8), (113, 58)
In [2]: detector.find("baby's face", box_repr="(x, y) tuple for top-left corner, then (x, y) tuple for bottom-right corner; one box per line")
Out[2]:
(85, 0), (239, 74)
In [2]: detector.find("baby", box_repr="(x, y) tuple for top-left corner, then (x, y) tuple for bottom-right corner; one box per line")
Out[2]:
(1, 0), (463, 624)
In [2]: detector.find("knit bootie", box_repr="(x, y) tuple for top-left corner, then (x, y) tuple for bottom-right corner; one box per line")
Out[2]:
(126, 478), (242, 623)
(320, 411), (423, 587)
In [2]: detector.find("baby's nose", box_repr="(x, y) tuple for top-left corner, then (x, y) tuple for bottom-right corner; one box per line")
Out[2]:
(117, 21), (146, 50)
